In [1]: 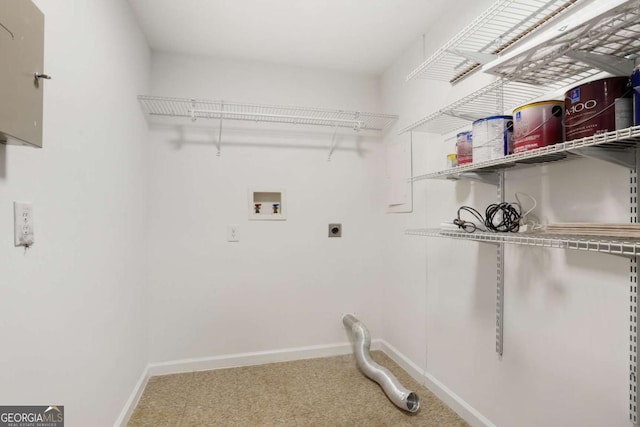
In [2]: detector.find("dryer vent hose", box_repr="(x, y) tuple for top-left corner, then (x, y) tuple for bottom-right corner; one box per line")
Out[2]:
(342, 314), (420, 413)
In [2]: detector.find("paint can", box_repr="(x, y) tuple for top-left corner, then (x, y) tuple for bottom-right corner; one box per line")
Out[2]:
(564, 76), (632, 141)
(456, 131), (472, 165)
(633, 66), (640, 126)
(446, 153), (457, 168)
(513, 100), (564, 153)
(471, 116), (513, 163)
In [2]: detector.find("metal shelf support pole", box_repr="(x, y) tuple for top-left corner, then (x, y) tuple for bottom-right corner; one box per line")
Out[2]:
(630, 147), (639, 424)
(497, 169), (505, 357)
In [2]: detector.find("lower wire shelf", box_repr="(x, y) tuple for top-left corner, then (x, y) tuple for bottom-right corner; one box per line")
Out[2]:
(405, 228), (640, 257)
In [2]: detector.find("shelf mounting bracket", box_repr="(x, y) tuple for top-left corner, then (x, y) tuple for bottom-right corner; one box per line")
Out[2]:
(190, 99), (197, 122)
(448, 49), (498, 66)
(217, 101), (224, 156)
(457, 171), (500, 186)
(564, 51), (635, 77)
(443, 110), (490, 123)
(328, 124), (339, 161)
(573, 147), (636, 169)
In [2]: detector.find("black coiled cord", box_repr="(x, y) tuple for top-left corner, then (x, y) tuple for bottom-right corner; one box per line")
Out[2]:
(454, 203), (521, 233)
(485, 202), (521, 232)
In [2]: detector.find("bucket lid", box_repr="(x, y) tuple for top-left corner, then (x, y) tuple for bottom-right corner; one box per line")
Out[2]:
(473, 115), (513, 124)
(565, 75), (631, 95)
(513, 100), (563, 114)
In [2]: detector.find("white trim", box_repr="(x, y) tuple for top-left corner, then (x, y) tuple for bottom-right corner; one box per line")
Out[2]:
(146, 341), (365, 377)
(375, 340), (426, 384)
(377, 340), (496, 427)
(114, 366), (149, 427)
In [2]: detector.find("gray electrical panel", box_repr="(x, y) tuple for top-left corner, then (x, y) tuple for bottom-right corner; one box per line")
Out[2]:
(0, 0), (45, 148)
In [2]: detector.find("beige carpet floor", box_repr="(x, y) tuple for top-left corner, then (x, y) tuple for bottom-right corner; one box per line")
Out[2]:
(128, 351), (469, 426)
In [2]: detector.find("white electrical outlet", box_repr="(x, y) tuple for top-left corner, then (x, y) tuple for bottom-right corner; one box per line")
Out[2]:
(227, 225), (239, 242)
(14, 202), (34, 247)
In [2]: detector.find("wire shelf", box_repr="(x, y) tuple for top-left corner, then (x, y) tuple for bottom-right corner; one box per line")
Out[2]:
(402, 0), (640, 136)
(413, 125), (640, 181)
(398, 80), (544, 135)
(406, 228), (640, 257)
(484, 0), (640, 88)
(406, 0), (579, 84)
(137, 95), (398, 132)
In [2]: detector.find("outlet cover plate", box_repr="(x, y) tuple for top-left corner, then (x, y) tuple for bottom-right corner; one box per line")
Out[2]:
(227, 225), (240, 242)
(14, 201), (34, 247)
(328, 223), (342, 238)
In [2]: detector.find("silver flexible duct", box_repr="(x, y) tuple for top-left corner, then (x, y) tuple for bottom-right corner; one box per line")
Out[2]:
(342, 314), (420, 413)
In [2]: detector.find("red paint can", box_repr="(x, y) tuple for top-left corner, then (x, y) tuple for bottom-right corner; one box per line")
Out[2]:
(564, 76), (632, 141)
(456, 131), (472, 165)
(513, 100), (564, 153)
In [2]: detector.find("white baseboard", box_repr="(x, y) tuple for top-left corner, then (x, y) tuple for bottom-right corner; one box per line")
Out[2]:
(375, 340), (425, 383)
(114, 366), (149, 427)
(147, 341), (362, 377)
(377, 340), (496, 427)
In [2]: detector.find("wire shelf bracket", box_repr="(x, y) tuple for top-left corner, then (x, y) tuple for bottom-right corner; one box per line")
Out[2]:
(454, 171), (500, 186)
(573, 146), (636, 169)
(216, 101), (223, 156)
(328, 124), (339, 161)
(564, 51), (636, 78)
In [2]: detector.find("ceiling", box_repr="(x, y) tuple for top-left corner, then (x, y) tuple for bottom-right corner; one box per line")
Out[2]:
(128, 0), (453, 75)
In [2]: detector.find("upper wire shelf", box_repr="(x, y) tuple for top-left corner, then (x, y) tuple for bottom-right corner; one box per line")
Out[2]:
(405, 228), (640, 258)
(401, 0), (640, 136)
(413, 125), (640, 182)
(483, 0), (640, 88)
(398, 80), (545, 135)
(406, 0), (580, 84)
(137, 96), (398, 132)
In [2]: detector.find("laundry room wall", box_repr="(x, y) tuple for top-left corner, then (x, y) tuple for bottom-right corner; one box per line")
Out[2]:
(380, 2), (630, 426)
(145, 53), (387, 364)
(0, 0), (150, 426)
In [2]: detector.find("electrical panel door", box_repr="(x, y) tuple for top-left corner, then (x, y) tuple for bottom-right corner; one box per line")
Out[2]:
(0, 0), (45, 148)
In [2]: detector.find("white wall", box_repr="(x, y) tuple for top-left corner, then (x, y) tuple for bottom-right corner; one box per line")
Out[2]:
(0, 1), (150, 426)
(146, 53), (387, 363)
(381, 3), (631, 426)
(2, 2), (628, 426)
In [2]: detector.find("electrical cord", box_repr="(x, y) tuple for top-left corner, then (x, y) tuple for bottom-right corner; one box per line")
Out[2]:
(454, 203), (522, 233)
(453, 206), (485, 232)
(452, 192), (546, 234)
(485, 202), (521, 232)
(514, 192), (544, 231)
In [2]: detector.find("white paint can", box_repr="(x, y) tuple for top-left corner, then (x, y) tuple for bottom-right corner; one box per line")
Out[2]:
(471, 115), (514, 163)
